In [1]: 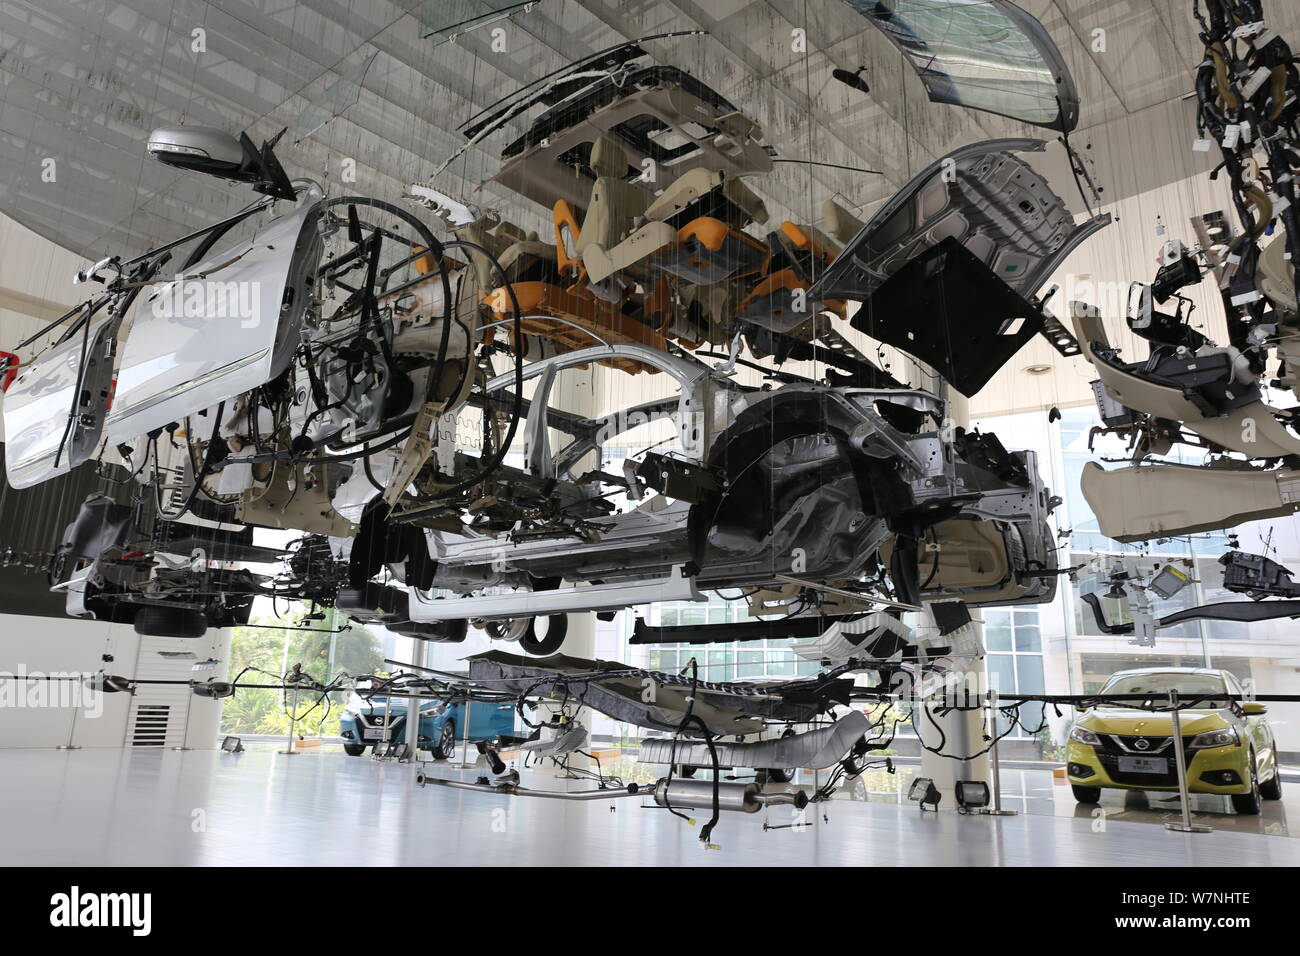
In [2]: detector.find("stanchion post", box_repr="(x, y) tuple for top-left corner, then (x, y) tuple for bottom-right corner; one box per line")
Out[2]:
(172, 685), (193, 751)
(401, 689), (422, 764)
(278, 684), (300, 755)
(1164, 689), (1211, 833)
(979, 688), (1016, 815)
(451, 700), (477, 769)
(375, 691), (396, 760)
(57, 698), (82, 751)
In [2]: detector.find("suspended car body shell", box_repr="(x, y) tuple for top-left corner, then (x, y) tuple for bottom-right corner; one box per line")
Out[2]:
(809, 139), (1109, 395)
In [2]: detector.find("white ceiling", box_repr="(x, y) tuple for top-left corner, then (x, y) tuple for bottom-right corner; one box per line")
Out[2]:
(3, 0), (1294, 262)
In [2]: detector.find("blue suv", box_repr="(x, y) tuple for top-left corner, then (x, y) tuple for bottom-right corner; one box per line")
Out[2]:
(339, 694), (516, 757)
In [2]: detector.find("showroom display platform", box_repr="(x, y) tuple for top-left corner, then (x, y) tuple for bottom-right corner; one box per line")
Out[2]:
(3, 749), (1297, 867)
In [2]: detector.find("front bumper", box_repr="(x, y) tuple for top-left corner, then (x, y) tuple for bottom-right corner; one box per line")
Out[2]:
(1066, 740), (1250, 795)
(339, 714), (415, 744)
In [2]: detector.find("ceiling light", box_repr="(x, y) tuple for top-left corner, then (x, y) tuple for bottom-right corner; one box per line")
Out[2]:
(1023, 364), (1053, 375)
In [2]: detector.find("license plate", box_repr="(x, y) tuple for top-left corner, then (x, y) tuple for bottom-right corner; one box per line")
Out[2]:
(362, 728), (385, 741)
(1118, 755), (1168, 775)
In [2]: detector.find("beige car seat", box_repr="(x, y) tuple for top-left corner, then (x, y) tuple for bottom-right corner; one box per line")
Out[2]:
(822, 199), (864, 246)
(577, 137), (649, 263)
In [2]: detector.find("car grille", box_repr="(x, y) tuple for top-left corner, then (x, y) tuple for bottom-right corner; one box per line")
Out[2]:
(1095, 733), (1197, 786)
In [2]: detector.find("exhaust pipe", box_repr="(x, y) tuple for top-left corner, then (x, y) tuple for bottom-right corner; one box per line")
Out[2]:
(652, 778), (808, 814)
(415, 772), (808, 813)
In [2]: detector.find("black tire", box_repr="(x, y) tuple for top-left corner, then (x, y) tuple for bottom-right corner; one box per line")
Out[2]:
(520, 614), (568, 656)
(674, 764), (698, 778)
(1071, 784), (1102, 804)
(431, 721), (457, 760)
(1260, 757), (1283, 801)
(1232, 751), (1263, 815)
(134, 605), (207, 638)
(343, 743), (368, 757)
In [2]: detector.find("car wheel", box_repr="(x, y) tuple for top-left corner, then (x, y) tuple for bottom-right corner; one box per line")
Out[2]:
(674, 764), (698, 778)
(134, 605), (208, 638)
(1231, 752), (1263, 815)
(1071, 784), (1102, 804)
(343, 743), (368, 757)
(520, 614), (568, 656)
(1259, 754), (1283, 801)
(431, 722), (457, 761)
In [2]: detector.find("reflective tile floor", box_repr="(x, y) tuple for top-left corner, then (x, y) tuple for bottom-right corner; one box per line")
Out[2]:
(2, 747), (1299, 866)
(785, 763), (1300, 839)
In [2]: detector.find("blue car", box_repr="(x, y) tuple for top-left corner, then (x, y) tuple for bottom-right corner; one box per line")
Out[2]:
(339, 694), (516, 758)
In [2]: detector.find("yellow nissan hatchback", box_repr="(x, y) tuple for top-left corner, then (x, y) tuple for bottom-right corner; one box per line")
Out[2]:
(1067, 667), (1282, 814)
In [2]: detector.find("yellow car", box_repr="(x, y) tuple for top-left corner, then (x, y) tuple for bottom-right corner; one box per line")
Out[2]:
(1067, 667), (1283, 814)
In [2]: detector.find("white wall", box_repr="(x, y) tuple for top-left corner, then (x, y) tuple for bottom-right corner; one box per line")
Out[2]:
(0, 612), (230, 749)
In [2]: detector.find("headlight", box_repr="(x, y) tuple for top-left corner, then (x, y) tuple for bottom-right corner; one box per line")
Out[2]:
(1188, 727), (1238, 750)
(1069, 725), (1102, 746)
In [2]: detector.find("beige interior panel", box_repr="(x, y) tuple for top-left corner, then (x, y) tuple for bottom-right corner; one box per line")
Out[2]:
(578, 178), (650, 258)
(822, 199), (864, 245)
(879, 519), (1015, 596)
(1092, 356), (1205, 421)
(644, 168), (723, 220)
(1187, 403), (1300, 457)
(583, 221), (678, 284)
(1069, 304), (1110, 352)
(1080, 460), (1296, 541)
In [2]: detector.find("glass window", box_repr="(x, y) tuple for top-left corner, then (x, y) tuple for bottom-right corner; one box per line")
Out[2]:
(707, 650), (732, 683)
(987, 654), (1015, 697)
(846, 0), (1080, 131)
(766, 657), (794, 676)
(985, 623), (1012, 652)
(1014, 625), (1041, 652)
(1100, 671), (1229, 708)
(736, 651), (764, 679)
(680, 607), (708, 626)
(1015, 655), (1044, 695)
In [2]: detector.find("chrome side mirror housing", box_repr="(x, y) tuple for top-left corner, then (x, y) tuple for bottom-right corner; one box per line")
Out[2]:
(147, 126), (296, 200)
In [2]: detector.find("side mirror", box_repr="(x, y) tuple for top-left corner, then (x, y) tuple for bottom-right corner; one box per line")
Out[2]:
(1242, 701), (1268, 716)
(147, 126), (296, 200)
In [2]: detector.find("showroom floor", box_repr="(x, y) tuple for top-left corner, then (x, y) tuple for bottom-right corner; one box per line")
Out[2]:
(3, 748), (1298, 866)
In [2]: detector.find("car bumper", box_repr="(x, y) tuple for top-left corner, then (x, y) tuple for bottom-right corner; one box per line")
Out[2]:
(1066, 741), (1251, 795)
(339, 716), (413, 745)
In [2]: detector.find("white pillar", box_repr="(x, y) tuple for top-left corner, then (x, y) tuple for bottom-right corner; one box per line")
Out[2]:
(917, 387), (991, 807)
(916, 609), (991, 807)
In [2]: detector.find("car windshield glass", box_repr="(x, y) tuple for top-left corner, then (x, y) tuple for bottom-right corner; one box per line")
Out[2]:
(1100, 673), (1230, 708)
(848, 0), (1079, 131)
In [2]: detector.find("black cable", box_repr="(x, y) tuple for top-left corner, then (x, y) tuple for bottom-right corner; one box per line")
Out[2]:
(155, 402), (226, 521)
(388, 237), (525, 513)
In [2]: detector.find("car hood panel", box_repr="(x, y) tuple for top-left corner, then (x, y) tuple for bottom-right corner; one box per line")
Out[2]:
(809, 139), (1108, 395)
(1079, 710), (1231, 736)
